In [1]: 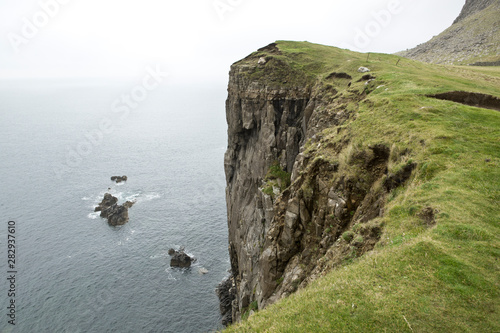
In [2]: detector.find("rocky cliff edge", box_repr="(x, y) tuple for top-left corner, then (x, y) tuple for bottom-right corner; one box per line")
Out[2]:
(223, 42), (418, 323)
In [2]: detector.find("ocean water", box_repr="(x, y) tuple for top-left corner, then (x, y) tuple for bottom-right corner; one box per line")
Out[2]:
(0, 78), (230, 333)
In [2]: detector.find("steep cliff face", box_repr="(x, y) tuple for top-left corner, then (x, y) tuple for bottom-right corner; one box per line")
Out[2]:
(223, 42), (415, 322)
(399, 0), (500, 65)
(224, 45), (312, 320)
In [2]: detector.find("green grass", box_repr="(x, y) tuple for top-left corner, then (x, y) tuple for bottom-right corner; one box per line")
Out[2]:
(224, 41), (500, 332)
(261, 161), (292, 197)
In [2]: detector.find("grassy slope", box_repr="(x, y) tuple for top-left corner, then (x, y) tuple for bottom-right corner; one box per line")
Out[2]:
(225, 41), (500, 332)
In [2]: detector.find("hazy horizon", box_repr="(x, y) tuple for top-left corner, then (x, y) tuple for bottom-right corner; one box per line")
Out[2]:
(0, 0), (465, 83)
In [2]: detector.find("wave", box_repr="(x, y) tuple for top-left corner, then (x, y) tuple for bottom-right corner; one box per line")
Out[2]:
(87, 212), (100, 220)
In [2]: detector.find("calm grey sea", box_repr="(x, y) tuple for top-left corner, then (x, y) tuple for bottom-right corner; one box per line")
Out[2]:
(0, 78), (230, 333)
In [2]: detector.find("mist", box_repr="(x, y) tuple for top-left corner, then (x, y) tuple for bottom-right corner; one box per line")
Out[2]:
(0, 0), (465, 83)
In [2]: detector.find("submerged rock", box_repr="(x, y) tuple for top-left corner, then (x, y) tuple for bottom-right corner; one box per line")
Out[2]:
(111, 175), (128, 183)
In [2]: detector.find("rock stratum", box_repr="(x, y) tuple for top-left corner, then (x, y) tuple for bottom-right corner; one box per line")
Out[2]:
(221, 40), (500, 331)
(399, 0), (500, 65)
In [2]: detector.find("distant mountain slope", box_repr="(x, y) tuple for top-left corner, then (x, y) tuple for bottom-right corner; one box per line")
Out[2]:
(454, 0), (498, 24)
(399, 0), (500, 65)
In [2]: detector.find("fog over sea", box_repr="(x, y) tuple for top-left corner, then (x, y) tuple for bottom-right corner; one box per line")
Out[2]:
(0, 78), (230, 333)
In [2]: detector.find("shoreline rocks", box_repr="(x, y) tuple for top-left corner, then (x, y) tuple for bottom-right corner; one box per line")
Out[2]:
(217, 276), (236, 327)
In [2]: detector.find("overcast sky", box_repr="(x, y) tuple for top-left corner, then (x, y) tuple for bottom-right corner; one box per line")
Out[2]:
(0, 0), (465, 83)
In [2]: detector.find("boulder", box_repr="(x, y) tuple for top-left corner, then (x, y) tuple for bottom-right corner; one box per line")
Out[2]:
(358, 67), (370, 73)
(168, 249), (194, 268)
(95, 193), (134, 226)
(96, 193), (118, 212)
(106, 204), (129, 226)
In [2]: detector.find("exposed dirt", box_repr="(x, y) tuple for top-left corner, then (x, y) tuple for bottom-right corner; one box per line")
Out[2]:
(357, 74), (376, 82)
(384, 163), (417, 191)
(428, 91), (500, 112)
(326, 72), (352, 80)
(257, 42), (282, 55)
(418, 207), (438, 227)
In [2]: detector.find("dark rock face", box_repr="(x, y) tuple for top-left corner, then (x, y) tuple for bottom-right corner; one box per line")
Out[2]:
(224, 53), (313, 321)
(95, 193), (135, 226)
(216, 277), (236, 327)
(168, 249), (194, 268)
(111, 175), (128, 183)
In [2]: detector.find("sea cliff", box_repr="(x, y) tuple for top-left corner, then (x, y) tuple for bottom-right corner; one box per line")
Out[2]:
(220, 41), (500, 331)
(223, 42), (411, 322)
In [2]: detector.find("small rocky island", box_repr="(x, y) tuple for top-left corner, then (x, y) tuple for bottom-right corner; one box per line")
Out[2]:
(111, 175), (128, 183)
(95, 193), (135, 226)
(168, 248), (195, 268)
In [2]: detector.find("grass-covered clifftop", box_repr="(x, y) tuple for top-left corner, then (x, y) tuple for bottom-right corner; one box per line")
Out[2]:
(224, 41), (499, 332)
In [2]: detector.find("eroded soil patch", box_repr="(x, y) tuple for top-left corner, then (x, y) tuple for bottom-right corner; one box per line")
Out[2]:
(428, 91), (500, 111)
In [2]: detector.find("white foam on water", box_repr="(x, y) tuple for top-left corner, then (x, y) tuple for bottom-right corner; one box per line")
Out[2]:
(125, 192), (141, 202)
(144, 193), (161, 201)
(149, 253), (167, 260)
(85, 190), (161, 220)
(113, 192), (125, 201)
(165, 268), (177, 281)
(88, 212), (99, 220)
